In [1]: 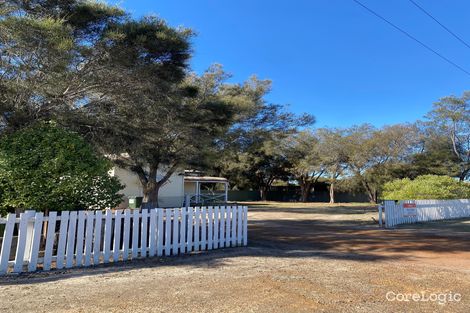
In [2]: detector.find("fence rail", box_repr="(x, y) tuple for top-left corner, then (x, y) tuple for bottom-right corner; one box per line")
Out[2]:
(0, 206), (248, 275)
(188, 193), (226, 205)
(381, 199), (470, 228)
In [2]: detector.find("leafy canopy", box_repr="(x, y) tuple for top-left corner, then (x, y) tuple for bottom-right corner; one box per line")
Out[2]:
(0, 122), (123, 213)
(425, 92), (470, 180)
(0, 0), (128, 129)
(210, 68), (315, 193)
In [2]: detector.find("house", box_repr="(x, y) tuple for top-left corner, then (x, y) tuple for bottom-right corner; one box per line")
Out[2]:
(110, 167), (229, 208)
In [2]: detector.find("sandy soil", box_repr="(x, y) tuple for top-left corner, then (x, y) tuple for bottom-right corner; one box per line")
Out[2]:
(1, 202), (469, 313)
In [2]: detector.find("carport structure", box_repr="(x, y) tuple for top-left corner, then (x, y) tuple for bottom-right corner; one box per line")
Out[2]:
(184, 176), (229, 205)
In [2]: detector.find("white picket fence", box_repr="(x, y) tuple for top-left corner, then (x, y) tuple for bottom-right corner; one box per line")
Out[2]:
(0, 206), (248, 274)
(380, 199), (470, 228)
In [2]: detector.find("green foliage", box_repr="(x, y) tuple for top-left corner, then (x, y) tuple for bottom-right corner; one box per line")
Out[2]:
(0, 0), (127, 130)
(282, 131), (323, 179)
(212, 72), (314, 196)
(0, 123), (123, 213)
(280, 131), (325, 202)
(382, 175), (470, 200)
(315, 128), (349, 203)
(425, 92), (470, 180)
(342, 124), (417, 202)
(388, 136), (461, 179)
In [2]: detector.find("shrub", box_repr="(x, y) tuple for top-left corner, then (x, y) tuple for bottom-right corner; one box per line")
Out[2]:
(382, 175), (470, 200)
(0, 122), (123, 214)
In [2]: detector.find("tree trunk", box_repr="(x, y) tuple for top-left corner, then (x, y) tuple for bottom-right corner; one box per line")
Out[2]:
(329, 183), (335, 204)
(138, 164), (178, 209)
(142, 166), (158, 208)
(300, 181), (312, 202)
(459, 168), (469, 181)
(260, 186), (268, 201)
(143, 182), (160, 208)
(365, 186), (376, 203)
(362, 180), (377, 203)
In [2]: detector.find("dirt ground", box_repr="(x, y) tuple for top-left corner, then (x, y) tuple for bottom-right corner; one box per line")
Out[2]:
(1, 202), (470, 313)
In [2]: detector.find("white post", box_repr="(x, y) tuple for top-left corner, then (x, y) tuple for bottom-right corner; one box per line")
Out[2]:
(378, 204), (383, 227)
(384, 200), (395, 228)
(23, 210), (36, 262)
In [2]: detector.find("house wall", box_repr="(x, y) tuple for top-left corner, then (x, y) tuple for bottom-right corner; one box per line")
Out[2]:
(111, 167), (185, 208)
(112, 167), (144, 198)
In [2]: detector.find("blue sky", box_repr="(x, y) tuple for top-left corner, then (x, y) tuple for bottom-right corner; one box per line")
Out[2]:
(117, 0), (470, 128)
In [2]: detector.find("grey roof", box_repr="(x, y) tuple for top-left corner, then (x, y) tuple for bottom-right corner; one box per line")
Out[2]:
(184, 176), (228, 183)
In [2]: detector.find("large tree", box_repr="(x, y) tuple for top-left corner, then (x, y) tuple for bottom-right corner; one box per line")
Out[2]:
(343, 124), (416, 203)
(425, 92), (470, 181)
(211, 75), (315, 200)
(84, 64), (236, 207)
(239, 139), (292, 201)
(1, 1), (215, 207)
(316, 128), (348, 203)
(282, 131), (325, 202)
(388, 123), (462, 179)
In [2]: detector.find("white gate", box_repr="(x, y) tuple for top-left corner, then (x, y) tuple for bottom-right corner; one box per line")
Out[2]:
(381, 199), (470, 228)
(0, 206), (248, 274)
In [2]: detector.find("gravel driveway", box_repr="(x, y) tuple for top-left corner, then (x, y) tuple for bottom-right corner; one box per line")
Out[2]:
(1, 202), (469, 312)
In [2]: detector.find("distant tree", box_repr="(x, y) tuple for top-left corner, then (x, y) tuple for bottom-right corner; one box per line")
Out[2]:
(425, 92), (470, 181)
(317, 128), (348, 203)
(282, 131), (324, 202)
(243, 139), (293, 201)
(365, 122), (461, 184)
(409, 143), (461, 177)
(344, 124), (416, 203)
(0, 123), (123, 214)
(392, 127), (462, 179)
(382, 175), (470, 200)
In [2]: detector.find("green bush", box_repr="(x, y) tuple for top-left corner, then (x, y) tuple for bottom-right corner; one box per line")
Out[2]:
(0, 122), (123, 214)
(382, 175), (470, 200)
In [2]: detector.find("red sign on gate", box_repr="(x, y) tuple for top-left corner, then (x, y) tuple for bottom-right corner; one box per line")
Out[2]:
(403, 202), (417, 217)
